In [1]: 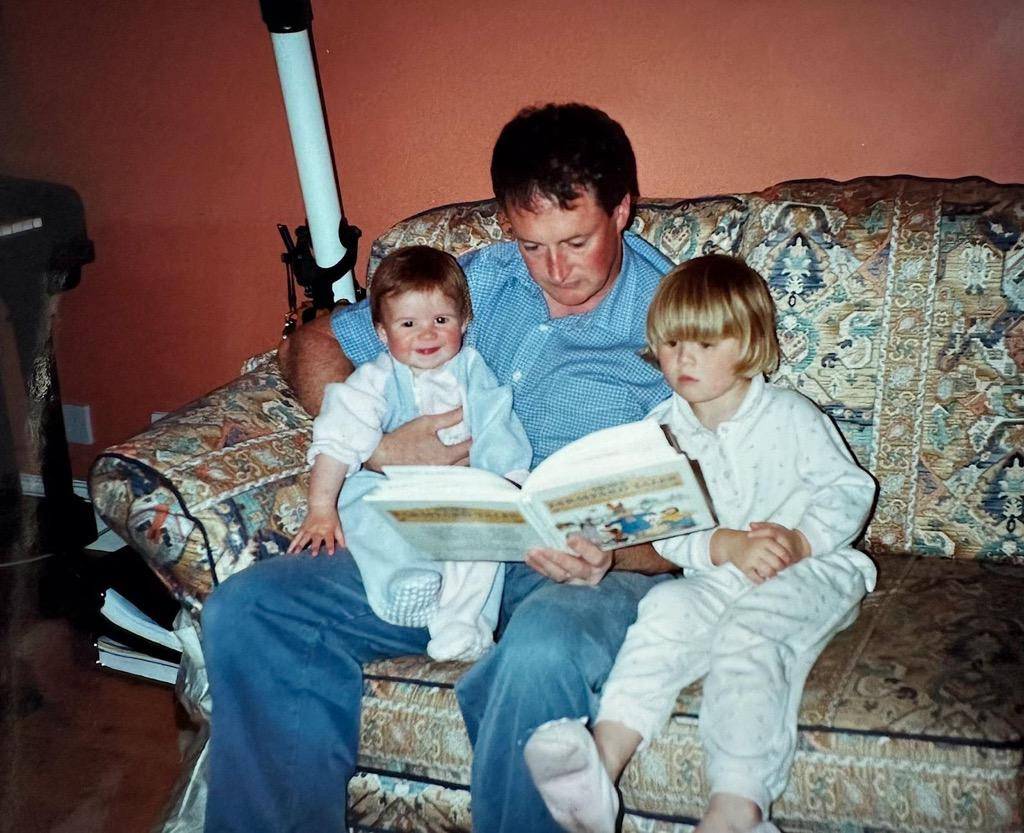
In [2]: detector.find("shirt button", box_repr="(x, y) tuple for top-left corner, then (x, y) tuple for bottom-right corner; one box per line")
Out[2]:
(538, 324), (551, 332)
(511, 370), (523, 382)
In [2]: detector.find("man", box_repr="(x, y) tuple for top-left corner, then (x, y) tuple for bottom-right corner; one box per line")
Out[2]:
(202, 102), (677, 832)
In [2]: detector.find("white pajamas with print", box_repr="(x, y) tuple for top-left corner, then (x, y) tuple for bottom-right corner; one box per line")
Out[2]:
(596, 376), (877, 814)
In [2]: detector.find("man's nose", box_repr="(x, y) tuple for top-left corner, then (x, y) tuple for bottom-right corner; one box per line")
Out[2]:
(546, 250), (569, 282)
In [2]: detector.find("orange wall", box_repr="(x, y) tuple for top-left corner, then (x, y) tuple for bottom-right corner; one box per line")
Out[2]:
(2, 0), (1022, 476)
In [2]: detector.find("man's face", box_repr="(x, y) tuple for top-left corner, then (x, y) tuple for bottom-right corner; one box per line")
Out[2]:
(505, 190), (631, 318)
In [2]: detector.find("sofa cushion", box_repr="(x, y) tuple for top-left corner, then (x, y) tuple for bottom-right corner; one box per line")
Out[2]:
(89, 351), (311, 611)
(350, 554), (1024, 832)
(374, 179), (1024, 565)
(736, 179), (1024, 564)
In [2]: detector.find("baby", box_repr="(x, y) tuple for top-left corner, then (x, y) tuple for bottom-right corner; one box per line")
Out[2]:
(288, 245), (532, 661)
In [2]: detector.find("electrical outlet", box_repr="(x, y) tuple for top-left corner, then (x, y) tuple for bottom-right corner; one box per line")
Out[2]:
(63, 403), (94, 445)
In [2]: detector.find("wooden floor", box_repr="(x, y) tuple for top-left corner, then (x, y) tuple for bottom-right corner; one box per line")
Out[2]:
(2, 494), (182, 833)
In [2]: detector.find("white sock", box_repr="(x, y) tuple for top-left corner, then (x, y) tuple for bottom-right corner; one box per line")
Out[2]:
(524, 717), (620, 833)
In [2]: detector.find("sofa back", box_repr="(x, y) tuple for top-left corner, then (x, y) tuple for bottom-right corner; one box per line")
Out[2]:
(370, 177), (1024, 563)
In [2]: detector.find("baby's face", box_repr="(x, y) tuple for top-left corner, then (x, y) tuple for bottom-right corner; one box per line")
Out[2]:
(375, 288), (467, 371)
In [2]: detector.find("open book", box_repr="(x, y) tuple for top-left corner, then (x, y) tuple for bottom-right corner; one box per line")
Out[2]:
(364, 419), (716, 561)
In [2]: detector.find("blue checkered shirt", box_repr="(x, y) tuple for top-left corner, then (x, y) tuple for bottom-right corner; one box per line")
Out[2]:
(332, 232), (672, 468)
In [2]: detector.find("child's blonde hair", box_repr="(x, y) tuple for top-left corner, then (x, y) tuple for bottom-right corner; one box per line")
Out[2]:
(369, 245), (473, 326)
(645, 254), (780, 377)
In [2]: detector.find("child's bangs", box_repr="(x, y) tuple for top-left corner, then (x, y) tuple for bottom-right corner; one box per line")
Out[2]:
(649, 282), (741, 347)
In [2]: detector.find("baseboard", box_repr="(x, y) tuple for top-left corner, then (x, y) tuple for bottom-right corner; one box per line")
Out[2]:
(19, 471), (127, 552)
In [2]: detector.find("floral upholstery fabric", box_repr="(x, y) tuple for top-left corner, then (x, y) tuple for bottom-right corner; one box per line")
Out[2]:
(372, 179), (1024, 564)
(351, 554), (1024, 833)
(89, 177), (1024, 832)
(90, 351), (311, 612)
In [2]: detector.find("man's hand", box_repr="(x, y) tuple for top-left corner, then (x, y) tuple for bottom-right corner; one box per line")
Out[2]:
(525, 535), (612, 586)
(365, 407), (472, 471)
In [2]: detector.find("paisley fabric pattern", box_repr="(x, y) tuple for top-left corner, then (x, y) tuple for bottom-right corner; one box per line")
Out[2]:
(89, 177), (1024, 832)
(89, 350), (310, 612)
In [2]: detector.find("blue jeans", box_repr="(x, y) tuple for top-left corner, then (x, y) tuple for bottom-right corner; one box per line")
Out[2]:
(203, 551), (661, 833)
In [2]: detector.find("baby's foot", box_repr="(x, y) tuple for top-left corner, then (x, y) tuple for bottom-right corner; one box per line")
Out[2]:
(426, 621), (492, 662)
(524, 718), (620, 833)
(385, 569), (441, 627)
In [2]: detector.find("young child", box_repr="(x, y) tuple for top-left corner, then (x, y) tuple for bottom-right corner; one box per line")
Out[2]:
(287, 245), (532, 662)
(524, 254), (877, 833)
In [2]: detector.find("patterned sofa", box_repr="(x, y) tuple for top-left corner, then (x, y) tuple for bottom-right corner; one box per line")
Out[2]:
(90, 176), (1024, 833)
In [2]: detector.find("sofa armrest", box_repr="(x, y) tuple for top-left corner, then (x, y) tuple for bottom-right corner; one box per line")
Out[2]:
(89, 351), (312, 613)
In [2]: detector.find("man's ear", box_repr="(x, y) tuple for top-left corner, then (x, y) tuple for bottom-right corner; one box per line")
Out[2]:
(611, 193), (632, 234)
(497, 208), (513, 239)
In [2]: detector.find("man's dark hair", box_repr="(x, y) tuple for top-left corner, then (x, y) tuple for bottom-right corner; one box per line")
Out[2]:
(490, 103), (638, 216)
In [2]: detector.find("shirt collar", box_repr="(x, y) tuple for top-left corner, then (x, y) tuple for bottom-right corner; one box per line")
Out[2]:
(511, 237), (640, 338)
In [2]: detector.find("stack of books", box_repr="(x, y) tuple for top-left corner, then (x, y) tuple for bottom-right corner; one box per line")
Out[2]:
(95, 588), (181, 685)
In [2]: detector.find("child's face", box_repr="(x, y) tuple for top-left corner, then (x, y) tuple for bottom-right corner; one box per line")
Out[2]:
(375, 288), (468, 371)
(657, 337), (751, 427)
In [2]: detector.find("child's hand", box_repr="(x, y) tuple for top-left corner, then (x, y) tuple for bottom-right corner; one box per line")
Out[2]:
(748, 521), (810, 565)
(288, 507), (346, 556)
(734, 537), (789, 583)
(710, 524), (806, 584)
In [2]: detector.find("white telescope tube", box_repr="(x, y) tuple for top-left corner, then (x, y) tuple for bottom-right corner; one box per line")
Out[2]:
(270, 30), (355, 302)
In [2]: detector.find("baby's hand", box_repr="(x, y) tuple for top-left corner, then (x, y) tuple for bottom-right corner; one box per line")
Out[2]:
(287, 507), (346, 556)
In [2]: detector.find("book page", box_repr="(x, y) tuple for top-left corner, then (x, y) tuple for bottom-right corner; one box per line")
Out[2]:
(525, 419), (676, 491)
(373, 465), (521, 500)
(528, 457), (716, 551)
